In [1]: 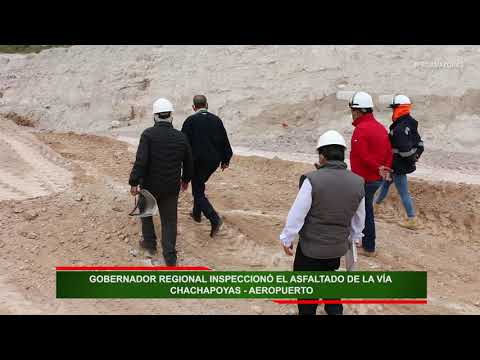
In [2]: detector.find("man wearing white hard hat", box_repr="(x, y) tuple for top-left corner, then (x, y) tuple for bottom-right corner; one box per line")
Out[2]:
(279, 130), (365, 315)
(129, 98), (194, 266)
(375, 95), (424, 230)
(349, 92), (393, 257)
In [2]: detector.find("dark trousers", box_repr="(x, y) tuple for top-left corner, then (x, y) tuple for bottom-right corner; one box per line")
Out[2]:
(191, 162), (220, 225)
(293, 243), (342, 315)
(140, 192), (178, 265)
(362, 181), (382, 252)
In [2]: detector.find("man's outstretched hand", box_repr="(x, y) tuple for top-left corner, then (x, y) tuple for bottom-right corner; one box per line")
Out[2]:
(130, 185), (139, 196)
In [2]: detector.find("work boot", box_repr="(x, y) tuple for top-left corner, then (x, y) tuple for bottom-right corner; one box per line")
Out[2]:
(189, 211), (202, 223)
(399, 217), (419, 230)
(358, 247), (377, 257)
(139, 239), (157, 257)
(210, 217), (224, 238)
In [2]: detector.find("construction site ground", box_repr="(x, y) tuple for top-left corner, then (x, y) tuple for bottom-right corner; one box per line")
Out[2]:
(0, 119), (479, 315)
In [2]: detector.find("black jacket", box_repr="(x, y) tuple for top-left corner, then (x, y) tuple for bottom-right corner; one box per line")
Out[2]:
(389, 114), (424, 175)
(129, 121), (193, 194)
(181, 110), (233, 169)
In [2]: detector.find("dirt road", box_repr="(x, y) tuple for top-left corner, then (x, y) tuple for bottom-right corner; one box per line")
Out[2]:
(0, 125), (479, 314)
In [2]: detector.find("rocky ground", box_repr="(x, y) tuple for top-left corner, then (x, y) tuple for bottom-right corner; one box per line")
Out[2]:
(0, 120), (478, 314)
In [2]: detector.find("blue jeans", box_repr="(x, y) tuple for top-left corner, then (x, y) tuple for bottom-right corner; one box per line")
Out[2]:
(375, 174), (415, 218)
(363, 181), (382, 252)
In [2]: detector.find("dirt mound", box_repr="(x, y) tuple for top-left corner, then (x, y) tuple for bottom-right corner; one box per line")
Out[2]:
(1, 132), (478, 314)
(376, 179), (480, 245)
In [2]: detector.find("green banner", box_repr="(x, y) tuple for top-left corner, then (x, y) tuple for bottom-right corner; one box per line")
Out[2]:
(56, 271), (427, 299)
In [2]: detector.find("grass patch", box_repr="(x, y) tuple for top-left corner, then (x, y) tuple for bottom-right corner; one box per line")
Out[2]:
(0, 45), (70, 54)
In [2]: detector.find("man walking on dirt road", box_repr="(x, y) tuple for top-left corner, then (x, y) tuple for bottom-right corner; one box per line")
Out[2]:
(129, 98), (193, 266)
(280, 130), (365, 316)
(348, 92), (392, 257)
(181, 95), (233, 237)
(375, 94), (424, 230)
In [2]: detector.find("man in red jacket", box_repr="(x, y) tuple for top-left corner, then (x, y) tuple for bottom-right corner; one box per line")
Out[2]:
(348, 92), (392, 257)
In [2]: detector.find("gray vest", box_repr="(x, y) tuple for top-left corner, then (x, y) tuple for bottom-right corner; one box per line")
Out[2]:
(299, 160), (365, 259)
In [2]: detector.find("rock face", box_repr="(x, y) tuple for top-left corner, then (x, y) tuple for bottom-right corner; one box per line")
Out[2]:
(1, 45), (480, 155)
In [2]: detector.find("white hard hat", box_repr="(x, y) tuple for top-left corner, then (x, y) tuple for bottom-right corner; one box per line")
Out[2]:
(152, 98), (174, 114)
(128, 189), (158, 218)
(317, 130), (347, 149)
(389, 94), (411, 108)
(349, 91), (374, 109)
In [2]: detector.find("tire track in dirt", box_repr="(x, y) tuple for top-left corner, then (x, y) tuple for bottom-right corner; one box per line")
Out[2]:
(0, 177), (30, 200)
(0, 121), (73, 201)
(175, 190), (287, 271)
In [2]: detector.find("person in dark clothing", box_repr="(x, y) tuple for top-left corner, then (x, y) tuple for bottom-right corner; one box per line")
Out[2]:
(181, 95), (233, 237)
(129, 98), (193, 266)
(375, 95), (424, 230)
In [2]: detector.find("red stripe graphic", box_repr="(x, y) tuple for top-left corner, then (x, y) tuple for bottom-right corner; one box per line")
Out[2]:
(273, 300), (427, 305)
(56, 266), (212, 271)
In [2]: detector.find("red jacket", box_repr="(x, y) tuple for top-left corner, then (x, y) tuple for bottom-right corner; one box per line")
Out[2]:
(350, 113), (393, 182)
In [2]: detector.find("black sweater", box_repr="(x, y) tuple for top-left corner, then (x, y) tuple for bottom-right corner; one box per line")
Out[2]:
(181, 110), (233, 168)
(389, 114), (424, 175)
(129, 121), (193, 194)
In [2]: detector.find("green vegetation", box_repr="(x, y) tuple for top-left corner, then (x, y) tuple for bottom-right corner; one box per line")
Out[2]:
(0, 45), (70, 54)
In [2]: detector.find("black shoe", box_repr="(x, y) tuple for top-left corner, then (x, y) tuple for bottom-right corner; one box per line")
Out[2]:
(325, 304), (343, 315)
(210, 217), (223, 238)
(190, 211), (202, 223)
(139, 239), (157, 255)
(164, 255), (177, 267)
(163, 250), (177, 266)
(165, 260), (177, 267)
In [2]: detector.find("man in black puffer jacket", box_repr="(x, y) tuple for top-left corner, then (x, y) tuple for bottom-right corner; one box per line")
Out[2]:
(375, 94), (424, 230)
(129, 98), (193, 266)
(181, 95), (233, 237)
